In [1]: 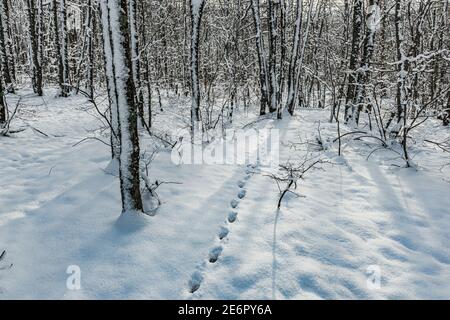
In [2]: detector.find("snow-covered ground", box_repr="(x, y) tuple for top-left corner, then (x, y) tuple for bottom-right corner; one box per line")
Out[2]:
(195, 114), (450, 300)
(0, 89), (449, 299)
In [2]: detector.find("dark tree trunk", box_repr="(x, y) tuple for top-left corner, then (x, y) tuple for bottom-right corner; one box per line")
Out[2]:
(0, 73), (4, 124)
(26, 0), (43, 96)
(267, 0), (278, 114)
(277, 0), (287, 119)
(251, 0), (268, 116)
(86, 0), (95, 98)
(344, 0), (363, 123)
(129, 0), (145, 127)
(443, 91), (450, 126)
(53, 0), (65, 96)
(190, 0), (205, 135)
(60, 0), (70, 96)
(2, 0), (15, 83)
(0, 0), (12, 89)
(139, 0), (152, 128)
(394, 0), (410, 166)
(286, 0), (303, 116)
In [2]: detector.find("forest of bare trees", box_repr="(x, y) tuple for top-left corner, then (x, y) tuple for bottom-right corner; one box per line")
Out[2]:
(1, 0), (450, 302)
(0, 0), (449, 213)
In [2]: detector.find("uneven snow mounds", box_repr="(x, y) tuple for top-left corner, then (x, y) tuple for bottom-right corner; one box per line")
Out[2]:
(0, 89), (252, 299)
(2, 93), (450, 299)
(196, 110), (450, 300)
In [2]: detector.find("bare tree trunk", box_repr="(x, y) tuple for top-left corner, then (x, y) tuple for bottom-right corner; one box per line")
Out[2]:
(100, 0), (120, 160)
(26, 0), (42, 96)
(394, 0), (409, 166)
(344, 0), (363, 123)
(267, 0), (278, 114)
(251, 0), (268, 116)
(37, 0), (44, 89)
(140, 0), (152, 128)
(190, 0), (205, 136)
(0, 0), (12, 90)
(0, 72), (4, 124)
(443, 90), (450, 126)
(129, 0), (145, 127)
(53, 0), (64, 96)
(2, 0), (15, 84)
(353, 0), (379, 124)
(293, 0), (314, 113)
(53, 0), (70, 97)
(102, 0), (143, 214)
(61, 0), (70, 96)
(86, 0), (95, 98)
(276, 0), (287, 119)
(286, 0), (304, 116)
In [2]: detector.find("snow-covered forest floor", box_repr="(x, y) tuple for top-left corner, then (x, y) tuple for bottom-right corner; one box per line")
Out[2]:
(1, 88), (450, 299)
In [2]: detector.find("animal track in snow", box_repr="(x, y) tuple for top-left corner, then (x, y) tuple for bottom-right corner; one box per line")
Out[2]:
(230, 199), (239, 209)
(209, 246), (223, 263)
(188, 271), (204, 293)
(238, 189), (246, 199)
(228, 211), (238, 223)
(218, 226), (229, 240)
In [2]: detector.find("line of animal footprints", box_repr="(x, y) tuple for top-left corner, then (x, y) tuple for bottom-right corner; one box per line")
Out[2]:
(188, 168), (252, 294)
(209, 178), (247, 263)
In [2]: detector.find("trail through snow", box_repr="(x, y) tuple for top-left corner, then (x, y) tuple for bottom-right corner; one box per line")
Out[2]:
(1, 90), (449, 299)
(0, 90), (249, 298)
(193, 111), (450, 300)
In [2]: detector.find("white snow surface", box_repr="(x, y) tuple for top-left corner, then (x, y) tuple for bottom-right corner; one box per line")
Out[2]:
(0, 88), (449, 299)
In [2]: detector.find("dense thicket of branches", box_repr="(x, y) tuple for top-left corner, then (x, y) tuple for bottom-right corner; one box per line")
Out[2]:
(2, 0), (449, 119)
(1, 0), (449, 212)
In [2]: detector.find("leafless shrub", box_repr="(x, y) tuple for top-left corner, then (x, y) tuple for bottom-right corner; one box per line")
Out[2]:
(266, 157), (325, 209)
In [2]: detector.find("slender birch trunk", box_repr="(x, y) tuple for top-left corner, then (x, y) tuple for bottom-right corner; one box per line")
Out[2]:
(286, 0), (304, 115)
(102, 0), (143, 213)
(344, 0), (363, 123)
(251, 0), (268, 116)
(190, 0), (205, 136)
